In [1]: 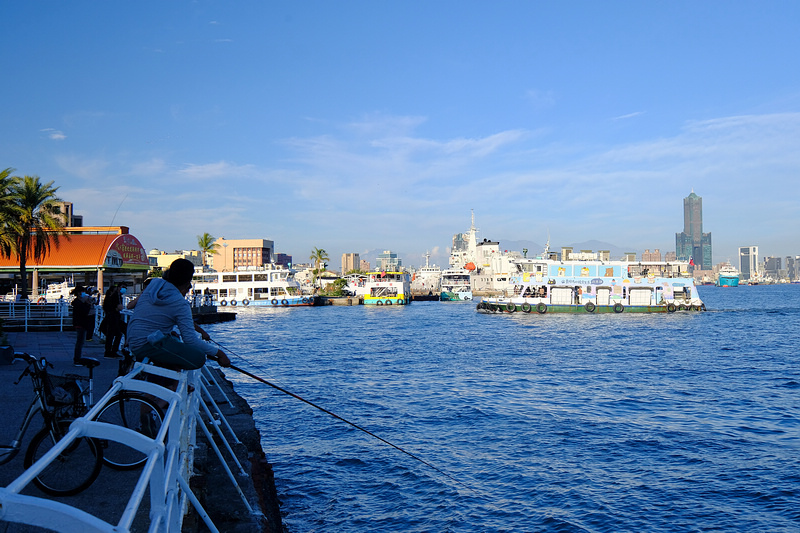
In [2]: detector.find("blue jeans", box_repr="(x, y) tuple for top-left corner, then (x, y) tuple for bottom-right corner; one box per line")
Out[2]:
(74, 327), (86, 361)
(132, 334), (207, 370)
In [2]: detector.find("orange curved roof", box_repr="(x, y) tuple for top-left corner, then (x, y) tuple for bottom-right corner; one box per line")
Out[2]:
(0, 233), (149, 271)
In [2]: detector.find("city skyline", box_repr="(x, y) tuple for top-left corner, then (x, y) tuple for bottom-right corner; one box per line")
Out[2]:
(2, 2), (800, 266)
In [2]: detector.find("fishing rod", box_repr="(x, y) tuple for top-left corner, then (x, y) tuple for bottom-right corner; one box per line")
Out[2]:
(211, 340), (476, 494)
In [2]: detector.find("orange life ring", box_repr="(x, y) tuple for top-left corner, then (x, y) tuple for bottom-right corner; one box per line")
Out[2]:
(37, 297), (46, 304)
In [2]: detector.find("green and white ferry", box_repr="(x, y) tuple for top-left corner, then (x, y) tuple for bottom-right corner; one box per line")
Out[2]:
(477, 257), (706, 314)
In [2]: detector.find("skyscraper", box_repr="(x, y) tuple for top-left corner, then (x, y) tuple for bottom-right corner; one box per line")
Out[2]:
(739, 246), (758, 281)
(341, 252), (360, 274)
(675, 191), (712, 270)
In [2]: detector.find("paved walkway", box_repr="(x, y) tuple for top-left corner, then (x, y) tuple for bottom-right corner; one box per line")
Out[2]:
(0, 331), (149, 530)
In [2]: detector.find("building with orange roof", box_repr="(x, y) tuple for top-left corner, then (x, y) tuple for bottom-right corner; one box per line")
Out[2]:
(0, 226), (150, 298)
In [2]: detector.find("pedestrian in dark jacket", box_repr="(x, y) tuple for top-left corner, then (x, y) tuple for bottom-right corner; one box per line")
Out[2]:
(103, 285), (124, 358)
(71, 286), (92, 365)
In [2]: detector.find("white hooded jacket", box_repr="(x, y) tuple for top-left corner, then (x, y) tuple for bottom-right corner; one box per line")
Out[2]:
(127, 277), (216, 357)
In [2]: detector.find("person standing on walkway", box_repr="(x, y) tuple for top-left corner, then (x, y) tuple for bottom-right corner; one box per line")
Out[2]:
(85, 287), (98, 340)
(102, 284), (124, 359)
(71, 286), (92, 365)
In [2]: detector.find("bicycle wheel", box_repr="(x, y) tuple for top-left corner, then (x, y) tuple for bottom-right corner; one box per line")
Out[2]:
(96, 393), (163, 470)
(24, 420), (103, 497)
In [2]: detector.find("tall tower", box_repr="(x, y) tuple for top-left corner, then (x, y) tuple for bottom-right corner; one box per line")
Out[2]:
(675, 191), (712, 269)
(738, 246), (759, 281)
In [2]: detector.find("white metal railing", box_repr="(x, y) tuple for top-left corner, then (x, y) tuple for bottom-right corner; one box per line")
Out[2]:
(0, 363), (257, 532)
(0, 301), (71, 331)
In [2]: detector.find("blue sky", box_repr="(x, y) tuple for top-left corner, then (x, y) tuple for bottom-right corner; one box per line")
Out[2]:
(2, 1), (799, 269)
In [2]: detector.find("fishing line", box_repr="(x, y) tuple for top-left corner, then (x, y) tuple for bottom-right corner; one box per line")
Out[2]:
(210, 338), (478, 495)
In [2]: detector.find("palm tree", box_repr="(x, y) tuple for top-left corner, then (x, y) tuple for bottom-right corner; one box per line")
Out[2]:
(3, 176), (67, 299)
(0, 168), (20, 257)
(197, 232), (220, 270)
(309, 247), (329, 287)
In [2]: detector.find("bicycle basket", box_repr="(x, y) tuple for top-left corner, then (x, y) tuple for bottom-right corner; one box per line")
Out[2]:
(43, 373), (82, 406)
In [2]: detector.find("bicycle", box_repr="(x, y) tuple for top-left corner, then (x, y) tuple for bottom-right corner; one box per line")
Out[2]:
(65, 351), (165, 471)
(94, 351), (165, 471)
(0, 353), (103, 496)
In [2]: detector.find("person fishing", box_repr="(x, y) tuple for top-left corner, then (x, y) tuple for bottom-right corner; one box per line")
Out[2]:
(126, 258), (230, 370)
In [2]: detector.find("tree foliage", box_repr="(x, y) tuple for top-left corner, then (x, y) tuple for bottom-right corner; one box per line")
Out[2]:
(197, 232), (220, 269)
(0, 173), (67, 299)
(309, 246), (329, 285)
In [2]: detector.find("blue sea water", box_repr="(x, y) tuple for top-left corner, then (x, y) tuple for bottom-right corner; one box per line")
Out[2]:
(207, 285), (800, 532)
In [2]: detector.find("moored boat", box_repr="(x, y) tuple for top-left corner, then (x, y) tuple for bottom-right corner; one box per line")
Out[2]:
(716, 263), (740, 287)
(362, 271), (411, 306)
(411, 251), (442, 296)
(477, 257), (705, 314)
(440, 268), (473, 301)
(191, 265), (320, 308)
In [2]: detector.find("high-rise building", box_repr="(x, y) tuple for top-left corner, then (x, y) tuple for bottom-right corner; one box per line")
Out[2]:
(675, 191), (712, 269)
(376, 250), (402, 271)
(764, 256), (782, 279)
(738, 246), (758, 281)
(210, 238), (274, 272)
(642, 249), (662, 262)
(787, 255), (799, 281)
(341, 253), (360, 274)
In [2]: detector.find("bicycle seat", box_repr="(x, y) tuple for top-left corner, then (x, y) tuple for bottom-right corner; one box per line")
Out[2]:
(75, 357), (100, 369)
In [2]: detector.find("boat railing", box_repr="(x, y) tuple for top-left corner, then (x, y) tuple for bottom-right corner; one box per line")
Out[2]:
(0, 362), (259, 532)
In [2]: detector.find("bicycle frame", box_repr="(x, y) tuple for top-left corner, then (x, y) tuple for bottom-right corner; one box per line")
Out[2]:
(0, 354), (77, 465)
(0, 395), (43, 465)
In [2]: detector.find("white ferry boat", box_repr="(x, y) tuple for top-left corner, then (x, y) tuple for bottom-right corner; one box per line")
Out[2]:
(362, 271), (411, 306)
(411, 252), (442, 295)
(43, 279), (76, 302)
(191, 265), (320, 308)
(477, 258), (705, 314)
(440, 268), (473, 301)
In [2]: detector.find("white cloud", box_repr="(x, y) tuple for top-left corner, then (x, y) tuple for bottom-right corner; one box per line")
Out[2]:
(612, 111), (644, 121)
(41, 128), (66, 140)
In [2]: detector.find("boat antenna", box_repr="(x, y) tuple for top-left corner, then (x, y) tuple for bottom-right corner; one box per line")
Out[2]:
(543, 229), (550, 257)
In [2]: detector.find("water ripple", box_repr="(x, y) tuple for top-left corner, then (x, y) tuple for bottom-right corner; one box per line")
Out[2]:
(212, 286), (800, 532)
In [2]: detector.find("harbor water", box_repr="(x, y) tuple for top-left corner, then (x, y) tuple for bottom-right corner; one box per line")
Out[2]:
(207, 285), (799, 532)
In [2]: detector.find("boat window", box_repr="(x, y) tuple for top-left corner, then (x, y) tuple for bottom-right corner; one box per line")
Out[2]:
(222, 275), (236, 283)
(239, 274), (254, 283)
(218, 289), (228, 297)
(286, 287), (299, 295)
(254, 274), (270, 282)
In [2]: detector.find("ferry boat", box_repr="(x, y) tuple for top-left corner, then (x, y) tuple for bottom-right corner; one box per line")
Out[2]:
(440, 268), (473, 301)
(477, 258), (705, 314)
(191, 265), (320, 308)
(42, 279), (76, 302)
(362, 271), (411, 306)
(716, 263), (740, 287)
(411, 251), (442, 296)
